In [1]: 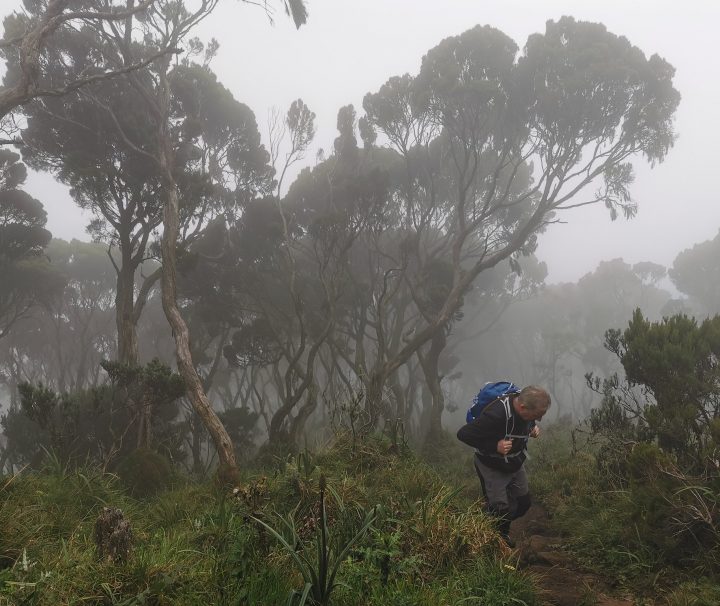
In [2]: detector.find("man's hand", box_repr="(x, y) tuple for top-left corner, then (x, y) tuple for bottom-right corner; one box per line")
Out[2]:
(530, 425), (541, 438)
(497, 439), (513, 455)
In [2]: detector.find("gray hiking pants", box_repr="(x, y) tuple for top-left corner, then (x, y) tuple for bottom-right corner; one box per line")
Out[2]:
(473, 454), (530, 522)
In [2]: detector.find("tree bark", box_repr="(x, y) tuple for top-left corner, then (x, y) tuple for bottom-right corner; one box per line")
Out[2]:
(418, 328), (447, 447)
(155, 68), (237, 481)
(115, 258), (139, 365)
(288, 381), (319, 446)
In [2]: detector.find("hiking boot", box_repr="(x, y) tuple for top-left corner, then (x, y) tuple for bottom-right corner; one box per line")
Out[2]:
(500, 533), (516, 548)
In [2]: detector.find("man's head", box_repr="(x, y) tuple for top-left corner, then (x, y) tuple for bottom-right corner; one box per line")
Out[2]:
(513, 385), (551, 422)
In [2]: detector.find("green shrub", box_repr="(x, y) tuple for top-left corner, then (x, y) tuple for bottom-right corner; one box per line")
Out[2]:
(115, 448), (175, 498)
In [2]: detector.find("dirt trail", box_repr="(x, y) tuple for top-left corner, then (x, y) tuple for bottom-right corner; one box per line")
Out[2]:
(509, 504), (636, 606)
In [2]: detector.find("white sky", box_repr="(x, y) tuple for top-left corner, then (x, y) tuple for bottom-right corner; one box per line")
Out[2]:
(10, 0), (720, 284)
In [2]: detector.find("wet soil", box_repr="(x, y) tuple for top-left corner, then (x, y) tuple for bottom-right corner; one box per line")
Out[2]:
(509, 504), (638, 606)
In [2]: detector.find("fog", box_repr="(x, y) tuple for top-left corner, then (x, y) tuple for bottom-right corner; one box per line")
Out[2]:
(3, 5), (719, 596)
(2, 0), (719, 458)
(16, 0), (720, 284)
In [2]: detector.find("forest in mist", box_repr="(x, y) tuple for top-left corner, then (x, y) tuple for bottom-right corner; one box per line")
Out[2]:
(1, 1), (719, 605)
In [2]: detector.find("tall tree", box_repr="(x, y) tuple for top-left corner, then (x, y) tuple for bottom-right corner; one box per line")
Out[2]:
(354, 18), (680, 432)
(0, 238), (116, 396)
(0, 0), (166, 129)
(21, 69), (164, 364)
(87, 0), (306, 475)
(0, 149), (62, 340)
(670, 230), (720, 317)
(20, 41), (273, 366)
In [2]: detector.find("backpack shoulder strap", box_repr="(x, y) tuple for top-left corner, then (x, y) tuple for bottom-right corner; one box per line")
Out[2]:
(492, 395), (512, 437)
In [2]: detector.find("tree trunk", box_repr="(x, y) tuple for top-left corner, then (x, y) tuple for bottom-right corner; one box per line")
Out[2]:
(288, 381), (319, 446)
(419, 328), (447, 447)
(362, 372), (386, 434)
(115, 259), (139, 365)
(190, 410), (204, 475)
(155, 73), (237, 481)
(268, 388), (304, 448)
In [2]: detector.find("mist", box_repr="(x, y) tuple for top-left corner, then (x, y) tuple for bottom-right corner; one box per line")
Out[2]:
(19, 0), (720, 285)
(3, 1), (720, 602)
(2, 0), (719, 444)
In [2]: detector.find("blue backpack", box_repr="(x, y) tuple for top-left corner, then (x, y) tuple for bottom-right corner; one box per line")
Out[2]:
(466, 381), (520, 423)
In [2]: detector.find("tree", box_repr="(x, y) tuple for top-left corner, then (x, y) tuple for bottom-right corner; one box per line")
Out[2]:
(91, 0), (306, 475)
(585, 310), (720, 566)
(16, 19), (170, 364)
(353, 18), (679, 430)
(0, 149), (63, 340)
(670, 230), (720, 317)
(453, 258), (672, 423)
(591, 309), (720, 475)
(1, 358), (185, 472)
(19, 32), (274, 368)
(0, 0), (167, 130)
(0, 238), (116, 397)
(276, 106), (394, 443)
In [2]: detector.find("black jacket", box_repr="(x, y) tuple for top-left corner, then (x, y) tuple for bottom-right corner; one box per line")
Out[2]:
(456, 396), (533, 473)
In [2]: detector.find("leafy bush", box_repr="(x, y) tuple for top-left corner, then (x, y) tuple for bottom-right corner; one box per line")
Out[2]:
(528, 422), (720, 594)
(115, 448), (175, 498)
(577, 311), (720, 575)
(1, 359), (186, 473)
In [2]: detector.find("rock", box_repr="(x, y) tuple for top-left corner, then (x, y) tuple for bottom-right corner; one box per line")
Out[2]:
(527, 534), (560, 553)
(535, 550), (569, 567)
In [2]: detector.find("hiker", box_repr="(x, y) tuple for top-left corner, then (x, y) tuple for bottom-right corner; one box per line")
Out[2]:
(456, 384), (551, 547)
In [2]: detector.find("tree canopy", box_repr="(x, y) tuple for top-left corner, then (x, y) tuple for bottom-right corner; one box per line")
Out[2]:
(0, 149), (63, 339)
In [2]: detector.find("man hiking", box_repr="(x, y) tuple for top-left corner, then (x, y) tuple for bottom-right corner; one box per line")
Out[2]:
(457, 385), (551, 547)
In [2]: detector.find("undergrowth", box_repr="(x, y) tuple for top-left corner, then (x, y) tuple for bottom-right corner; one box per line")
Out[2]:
(0, 434), (535, 605)
(528, 420), (720, 600)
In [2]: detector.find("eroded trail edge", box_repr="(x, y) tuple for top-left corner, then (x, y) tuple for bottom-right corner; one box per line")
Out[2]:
(510, 504), (635, 606)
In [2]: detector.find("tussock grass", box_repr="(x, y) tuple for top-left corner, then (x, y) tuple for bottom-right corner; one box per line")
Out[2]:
(0, 436), (537, 605)
(527, 421), (720, 598)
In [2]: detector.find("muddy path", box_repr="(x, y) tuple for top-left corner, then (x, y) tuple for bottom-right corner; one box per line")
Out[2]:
(509, 504), (637, 606)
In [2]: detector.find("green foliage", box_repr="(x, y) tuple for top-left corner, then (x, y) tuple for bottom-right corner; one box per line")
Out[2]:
(529, 422), (720, 595)
(335, 556), (537, 606)
(598, 310), (720, 466)
(0, 432), (578, 605)
(583, 311), (720, 572)
(2, 359), (187, 472)
(0, 149), (63, 340)
(3, 382), (123, 468)
(102, 358), (186, 407)
(253, 476), (380, 605)
(455, 559), (538, 605)
(115, 448), (175, 498)
(670, 229), (720, 316)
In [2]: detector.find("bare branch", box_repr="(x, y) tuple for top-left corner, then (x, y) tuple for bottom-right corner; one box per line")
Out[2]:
(30, 47), (179, 102)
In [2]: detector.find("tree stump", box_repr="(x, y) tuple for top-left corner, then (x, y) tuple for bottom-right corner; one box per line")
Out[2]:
(94, 507), (133, 564)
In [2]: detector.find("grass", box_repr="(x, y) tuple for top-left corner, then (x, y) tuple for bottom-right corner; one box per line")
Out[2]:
(526, 421), (720, 599)
(4, 424), (719, 604)
(0, 435), (535, 606)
